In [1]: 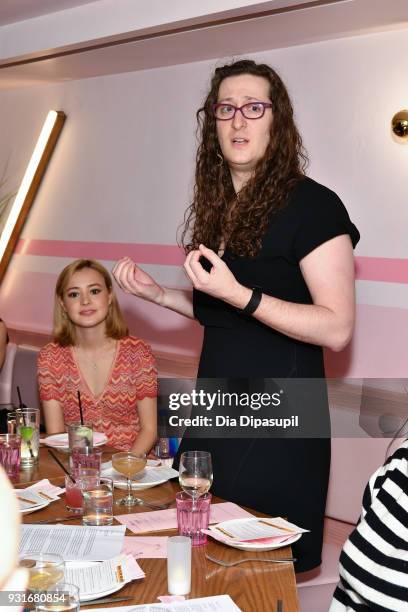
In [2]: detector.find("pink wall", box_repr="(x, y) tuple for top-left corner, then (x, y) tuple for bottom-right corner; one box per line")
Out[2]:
(1, 239), (407, 377)
(0, 28), (407, 377)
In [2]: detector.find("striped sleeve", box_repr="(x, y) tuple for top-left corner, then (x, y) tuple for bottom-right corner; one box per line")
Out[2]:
(330, 441), (408, 611)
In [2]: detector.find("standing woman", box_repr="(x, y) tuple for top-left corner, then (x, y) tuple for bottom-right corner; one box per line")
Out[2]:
(38, 259), (157, 453)
(113, 59), (359, 571)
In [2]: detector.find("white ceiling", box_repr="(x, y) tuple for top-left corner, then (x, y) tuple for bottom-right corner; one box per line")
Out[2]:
(0, 0), (98, 26)
(0, 0), (407, 90)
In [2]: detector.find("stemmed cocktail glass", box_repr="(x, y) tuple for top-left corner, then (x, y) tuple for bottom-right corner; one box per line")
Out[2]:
(112, 451), (147, 506)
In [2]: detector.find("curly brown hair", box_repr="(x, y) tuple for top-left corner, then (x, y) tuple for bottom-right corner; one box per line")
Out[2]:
(181, 59), (308, 258)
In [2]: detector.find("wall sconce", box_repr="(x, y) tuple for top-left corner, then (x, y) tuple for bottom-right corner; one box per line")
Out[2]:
(0, 110), (66, 282)
(391, 110), (408, 142)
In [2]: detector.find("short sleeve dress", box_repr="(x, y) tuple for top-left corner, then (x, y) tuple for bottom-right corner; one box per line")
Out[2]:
(38, 335), (157, 450)
(176, 177), (360, 573)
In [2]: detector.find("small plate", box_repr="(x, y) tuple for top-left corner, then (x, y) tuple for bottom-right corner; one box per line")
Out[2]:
(102, 464), (178, 491)
(223, 532), (301, 552)
(208, 517), (302, 552)
(65, 561), (126, 601)
(17, 497), (50, 515)
(43, 432), (108, 451)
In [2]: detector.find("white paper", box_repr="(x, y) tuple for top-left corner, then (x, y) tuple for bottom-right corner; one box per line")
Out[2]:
(64, 555), (144, 596)
(215, 517), (308, 541)
(19, 524), (126, 560)
(91, 595), (242, 611)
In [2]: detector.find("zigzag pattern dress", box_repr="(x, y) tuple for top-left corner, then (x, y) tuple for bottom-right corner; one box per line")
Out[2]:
(38, 336), (157, 450)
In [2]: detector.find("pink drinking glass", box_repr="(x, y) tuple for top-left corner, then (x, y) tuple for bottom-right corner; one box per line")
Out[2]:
(65, 468), (99, 513)
(70, 447), (102, 473)
(176, 491), (212, 546)
(0, 434), (21, 478)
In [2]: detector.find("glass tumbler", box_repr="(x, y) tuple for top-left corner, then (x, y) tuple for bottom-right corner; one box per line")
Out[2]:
(82, 477), (114, 526)
(0, 433), (21, 478)
(35, 583), (80, 612)
(70, 447), (102, 473)
(68, 422), (93, 452)
(20, 552), (65, 592)
(14, 408), (40, 467)
(176, 491), (212, 546)
(65, 468), (99, 513)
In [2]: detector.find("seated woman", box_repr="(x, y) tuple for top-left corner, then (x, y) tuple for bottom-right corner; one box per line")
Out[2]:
(38, 259), (157, 453)
(330, 436), (408, 611)
(0, 318), (8, 370)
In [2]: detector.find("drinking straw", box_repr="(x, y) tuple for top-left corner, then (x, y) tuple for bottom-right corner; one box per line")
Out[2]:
(48, 449), (75, 483)
(277, 600), (283, 612)
(76, 390), (92, 447)
(77, 390), (84, 425)
(16, 386), (27, 408)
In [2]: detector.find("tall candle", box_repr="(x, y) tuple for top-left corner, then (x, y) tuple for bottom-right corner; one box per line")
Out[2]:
(167, 536), (192, 595)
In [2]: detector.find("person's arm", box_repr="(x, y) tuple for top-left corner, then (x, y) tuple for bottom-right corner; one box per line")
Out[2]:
(42, 399), (66, 434)
(0, 321), (8, 370)
(112, 257), (194, 319)
(184, 235), (355, 352)
(130, 396), (157, 455)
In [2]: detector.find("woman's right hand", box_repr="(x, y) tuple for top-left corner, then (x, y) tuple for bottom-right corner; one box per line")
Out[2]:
(112, 257), (165, 304)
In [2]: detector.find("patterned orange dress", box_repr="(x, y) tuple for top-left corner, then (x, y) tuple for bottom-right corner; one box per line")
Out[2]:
(38, 336), (157, 450)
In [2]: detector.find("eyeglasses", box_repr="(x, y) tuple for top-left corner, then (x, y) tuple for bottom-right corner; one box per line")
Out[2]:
(212, 102), (272, 121)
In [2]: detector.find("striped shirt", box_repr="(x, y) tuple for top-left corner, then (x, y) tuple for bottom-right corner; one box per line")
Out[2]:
(330, 440), (408, 611)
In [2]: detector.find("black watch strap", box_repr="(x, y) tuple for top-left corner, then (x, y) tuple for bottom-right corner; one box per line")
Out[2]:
(241, 286), (262, 315)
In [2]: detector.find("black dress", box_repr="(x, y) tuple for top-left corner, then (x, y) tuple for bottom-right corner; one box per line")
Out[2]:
(175, 177), (360, 572)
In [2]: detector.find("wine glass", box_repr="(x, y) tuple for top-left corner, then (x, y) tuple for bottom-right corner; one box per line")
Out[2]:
(178, 451), (213, 507)
(112, 451), (147, 506)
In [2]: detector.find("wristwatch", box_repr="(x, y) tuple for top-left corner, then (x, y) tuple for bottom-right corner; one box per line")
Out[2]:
(240, 286), (262, 315)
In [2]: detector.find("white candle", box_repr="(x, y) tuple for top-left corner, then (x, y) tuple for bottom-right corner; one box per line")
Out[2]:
(167, 536), (192, 595)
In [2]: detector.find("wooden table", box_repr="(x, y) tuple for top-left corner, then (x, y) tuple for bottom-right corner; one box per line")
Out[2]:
(16, 446), (300, 611)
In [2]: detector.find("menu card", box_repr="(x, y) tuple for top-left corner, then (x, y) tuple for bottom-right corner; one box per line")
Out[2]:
(65, 554), (144, 596)
(205, 516), (308, 546)
(116, 502), (253, 534)
(213, 517), (308, 541)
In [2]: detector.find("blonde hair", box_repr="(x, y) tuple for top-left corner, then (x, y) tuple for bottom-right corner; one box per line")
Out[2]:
(53, 259), (128, 346)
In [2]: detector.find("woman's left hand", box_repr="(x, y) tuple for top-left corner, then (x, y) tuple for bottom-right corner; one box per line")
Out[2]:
(184, 244), (250, 307)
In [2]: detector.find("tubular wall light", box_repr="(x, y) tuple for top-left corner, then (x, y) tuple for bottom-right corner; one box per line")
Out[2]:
(0, 110), (66, 283)
(391, 110), (408, 142)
